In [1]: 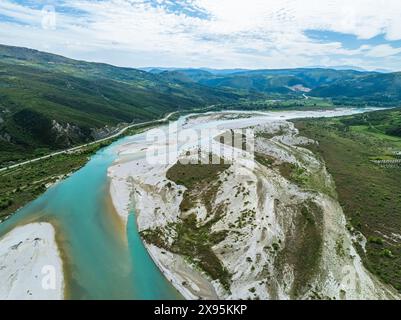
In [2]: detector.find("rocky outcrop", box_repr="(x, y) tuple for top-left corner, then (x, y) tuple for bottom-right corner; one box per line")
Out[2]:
(51, 120), (91, 146)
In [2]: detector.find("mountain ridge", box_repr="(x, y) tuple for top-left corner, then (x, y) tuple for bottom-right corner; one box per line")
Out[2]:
(0, 44), (240, 164)
(2, 43), (401, 165)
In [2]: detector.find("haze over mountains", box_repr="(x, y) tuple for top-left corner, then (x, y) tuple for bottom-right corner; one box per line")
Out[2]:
(1, 44), (401, 164)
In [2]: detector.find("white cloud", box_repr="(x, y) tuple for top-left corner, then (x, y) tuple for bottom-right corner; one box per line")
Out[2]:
(0, 0), (401, 70)
(364, 44), (401, 58)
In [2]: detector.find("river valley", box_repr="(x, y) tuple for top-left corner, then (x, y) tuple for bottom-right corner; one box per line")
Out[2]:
(0, 107), (397, 300)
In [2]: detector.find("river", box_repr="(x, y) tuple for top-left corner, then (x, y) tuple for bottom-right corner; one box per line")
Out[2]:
(0, 108), (382, 299)
(0, 133), (181, 299)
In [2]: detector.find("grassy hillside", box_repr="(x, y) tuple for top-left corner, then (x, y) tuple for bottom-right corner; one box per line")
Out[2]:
(311, 72), (401, 104)
(294, 107), (401, 292)
(162, 68), (401, 106)
(161, 68), (370, 94)
(0, 44), (239, 165)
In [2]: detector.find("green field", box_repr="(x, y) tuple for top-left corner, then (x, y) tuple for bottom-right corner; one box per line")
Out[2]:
(215, 96), (336, 112)
(294, 107), (401, 292)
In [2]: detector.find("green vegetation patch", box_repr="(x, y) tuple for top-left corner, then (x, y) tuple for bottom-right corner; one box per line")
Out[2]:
(254, 152), (275, 168)
(277, 162), (307, 186)
(275, 200), (324, 298)
(142, 212), (231, 290)
(294, 108), (401, 292)
(0, 140), (109, 221)
(142, 158), (232, 291)
(0, 125), (153, 222)
(166, 158), (230, 214)
(217, 97), (335, 112)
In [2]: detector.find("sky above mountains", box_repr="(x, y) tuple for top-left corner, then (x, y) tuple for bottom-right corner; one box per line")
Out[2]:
(1, 0), (401, 71)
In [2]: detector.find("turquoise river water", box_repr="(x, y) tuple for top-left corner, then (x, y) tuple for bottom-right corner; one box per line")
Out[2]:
(0, 133), (182, 299)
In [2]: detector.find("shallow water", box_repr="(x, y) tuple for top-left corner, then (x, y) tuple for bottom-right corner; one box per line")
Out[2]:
(0, 136), (181, 299)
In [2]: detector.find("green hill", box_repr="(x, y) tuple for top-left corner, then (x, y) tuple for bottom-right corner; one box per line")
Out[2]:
(310, 72), (401, 103)
(162, 68), (401, 105)
(0, 44), (239, 165)
(162, 68), (369, 94)
(294, 107), (401, 292)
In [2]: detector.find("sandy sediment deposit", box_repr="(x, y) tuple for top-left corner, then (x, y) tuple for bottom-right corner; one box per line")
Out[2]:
(0, 222), (64, 300)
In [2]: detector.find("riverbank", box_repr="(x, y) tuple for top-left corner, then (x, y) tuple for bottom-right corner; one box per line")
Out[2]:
(0, 222), (64, 300)
(0, 120), (181, 300)
(108, 109), (400, 300)
(109, 158), (221, 300)
(0, 141), (109, 222)
(107, 116), (222, 299)
(0, 123), (162, 223)
(293, 108), (401, 293)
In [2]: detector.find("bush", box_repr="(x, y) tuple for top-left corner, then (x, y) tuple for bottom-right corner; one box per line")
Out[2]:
(368, 237), (384, 245)
(381, 249), (395, 259)
(0, 198), (13, 210)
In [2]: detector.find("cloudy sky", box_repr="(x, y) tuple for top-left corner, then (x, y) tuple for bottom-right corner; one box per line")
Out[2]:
(1, 0), (401, 71)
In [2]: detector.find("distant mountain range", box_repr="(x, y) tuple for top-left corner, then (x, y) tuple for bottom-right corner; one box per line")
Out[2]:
(141, 67), (250, 75)
(307, 65), (393, 73)
(143, 65), (395, 74)
(152, 67), (401, 103)
(1, 44), (401, 163)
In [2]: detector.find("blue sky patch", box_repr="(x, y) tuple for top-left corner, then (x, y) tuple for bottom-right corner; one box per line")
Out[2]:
(146, 0), (210, 19)
(305, 30), (401, 50)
